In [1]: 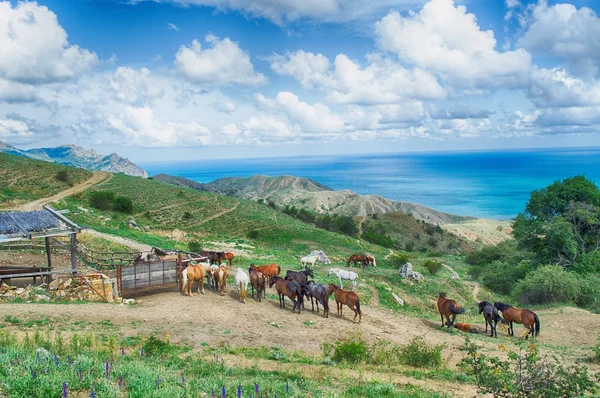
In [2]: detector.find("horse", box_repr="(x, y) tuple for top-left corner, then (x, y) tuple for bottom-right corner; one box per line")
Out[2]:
(346, 254), (375, 268)
(437, 292), (465, 328)
(366, 255), (377, 267)
(327, 268), (358, 291)
(234, 268), (249, 303)
(181, 265), (205, 296)
(249, 268), (266, 302)
(249, 264), (281, 284)
(306, 280), (331, 317)
(327, 284), (361, 323)
(494, 302), (540, 339)
(199, 251), (222, 264)
(269, 276), (303, 313)
(210, 264), (221, 291)
(479, 301), (508, 338)
(221, 252), (234, 267)
(300, 255), (320, 269)
(309, 250), (331, 264)
(453, 322), (481, 334)
(284, 269), (314, 284)
(212, 265), (229, 296)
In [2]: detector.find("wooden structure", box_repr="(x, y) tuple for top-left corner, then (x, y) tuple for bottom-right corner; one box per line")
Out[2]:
(0, 206), (81, 284)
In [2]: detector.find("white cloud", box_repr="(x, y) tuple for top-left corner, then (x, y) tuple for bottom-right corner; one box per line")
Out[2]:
(0, 1), (97, 84)
(269, 51), (446, 105)
(527, 67), (600, 108)
(0, 79), (36, 103)
(210, 99), (237, 114)
(167, 22), (180, 31)
(107, 106), (213, 147)
(242, 116), (296, 143)
(518, 2), (600, 77)
(175, 34), (266, 86)
(429, 102), (493, 120)
(0, 113), (59, 144)
(375, 0), (531, 90)
(108, 67), (164, 105)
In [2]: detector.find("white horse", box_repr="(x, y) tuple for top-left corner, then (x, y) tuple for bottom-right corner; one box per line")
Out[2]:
(327, 268), (358, 291)
(234, 268), (250, 303)
(301, 255), (320, 269)
(309, 250), (331, 264)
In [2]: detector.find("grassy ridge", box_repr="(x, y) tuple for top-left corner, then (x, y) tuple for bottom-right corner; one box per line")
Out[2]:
(0, 153), (93, 208)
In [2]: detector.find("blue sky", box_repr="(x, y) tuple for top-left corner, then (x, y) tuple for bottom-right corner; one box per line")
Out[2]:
(1, 0), (600, 161)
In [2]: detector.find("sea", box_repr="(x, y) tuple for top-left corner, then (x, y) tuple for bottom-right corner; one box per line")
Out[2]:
(139, 147), (600, 220)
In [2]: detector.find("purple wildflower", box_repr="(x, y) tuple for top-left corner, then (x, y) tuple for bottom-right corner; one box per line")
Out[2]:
(119, 375), (124, 388)
(54, 354), (59, 367)
(31, 369), (37, 379)
(286, 381), (289, 393)
(222, 385), (226, 398)
(238, 384), (242, 398)
(140, 347), (145, 357)
(67, 356), (72, 366)
(156, 376), (161, 389)
(62, 382), (68, 398)
(255, 382), (259, 394)
(212, 388), (216, 398)
(105, 362), (110, 377)
(181, 374), (186, 385)
(121, 347), (125, 357)
(17, 354), (21, 365)
(89, 390), (96, 398)
(36, 352), (40, 363)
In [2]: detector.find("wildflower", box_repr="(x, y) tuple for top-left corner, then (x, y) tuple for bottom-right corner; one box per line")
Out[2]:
(140, 347), (145, 357)
(121, 347), (125, 356)
(212, 388), (215, 398)
(54, 354), (59, 367)
(37, 352), (40, 363)
(77, 367), (83, 381)
(181, 374), (186, 386)
(119, 375), (124, 388)
(105, 362), (110, 377)
(67, 355), (72, 365)
(31, 369), (37, 380)
(89, 390), (96, 398)
(238, 384), (242, 398)
(156, 376), (161, 389)
(286, 381), (289, 393)
(62, 382), (68, 398)
(222, 385), (226, 398)
(255, 382), (259, 394)
(166, 332), (171, 342)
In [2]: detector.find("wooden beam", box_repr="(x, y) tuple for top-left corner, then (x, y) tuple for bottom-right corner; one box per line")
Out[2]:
(43, 206), (81, 233)
(6, 213), (30, 239)
(45, 237), (52, 270)
(70, 233), (78, 275)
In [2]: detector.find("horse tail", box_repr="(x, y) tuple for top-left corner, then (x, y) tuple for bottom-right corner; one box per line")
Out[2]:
(534, 313), (540, 337)
(372, 257), (376, 267)
(182, 269), (188, 294)
(356, 297), (361, 314)
(450, 303), (465, 314)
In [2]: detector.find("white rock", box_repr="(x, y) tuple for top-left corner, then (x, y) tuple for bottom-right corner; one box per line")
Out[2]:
(392, 293), (405, 306)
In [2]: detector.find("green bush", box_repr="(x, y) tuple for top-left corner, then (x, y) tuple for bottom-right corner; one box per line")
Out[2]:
(188, 239), (202, 253)
(423, 259), (443, 275)
(389, 253), (411, 267)
(182, 211), (193, 220)
(247, 230), (259, 239)
(398, 337), (443, 368)
(113, 196), (133, 213)
(513, 265), (581, 305)
(55, 170), (69, 183)
(323, 334), (368, 363)
(572, 251), (600, 275)
(576, 274), (600, 308)
(480, 260), (532, 295)
(89, 191), (115, 211)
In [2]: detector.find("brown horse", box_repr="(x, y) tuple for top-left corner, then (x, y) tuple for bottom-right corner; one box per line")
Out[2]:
(494, 302), (540, 338)
(249, 268), (266, 302)
(269, 276), (303, 313)
(249, 264), (281, 284)
(212, 265), (229, 296)
(453, 322), (481, 334)
(328, 284), (361, 323)
(437, 292), (465, 328)
(181, 265), (205, 296)
(222, 252), (234, 267)
(347, 254), (369, 268)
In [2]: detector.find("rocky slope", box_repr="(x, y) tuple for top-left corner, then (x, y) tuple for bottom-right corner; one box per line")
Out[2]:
(0, 141), (147, 177)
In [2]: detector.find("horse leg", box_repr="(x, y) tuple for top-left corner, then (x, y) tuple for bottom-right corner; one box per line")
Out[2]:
(188, 280), (193, 297)
(509, 321), (514, 336)
(200, 277), (205, 294)
(450, 314), (456, 327)
(441, 314), (445, 328)
(352, 280), (356, 291)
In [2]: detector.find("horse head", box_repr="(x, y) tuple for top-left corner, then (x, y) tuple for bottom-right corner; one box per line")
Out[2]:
(438, 292), (447, 298)
(494, 302), (509, 312)
(327, 283), (338, 294)
(478, 301), (490, 314)
(306, 269), (314, 279)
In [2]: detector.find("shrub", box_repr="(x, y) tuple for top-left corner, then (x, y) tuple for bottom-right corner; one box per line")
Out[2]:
(398, 337), (443, 368)
(576, 274), (600, 308)
(89, 191), (115, 211)
(323, 334), (368, 363)
(188, 239), (202, 253)
(389, 253), (411, 267)
(423, 259), (443, 275)
(267, 200), (277, 209)
(55, 170), (69, 183)
(513, 265), (581, 305)
(182, 211), (193, 220)
(404, 242), (415, 252)
(572, 251), (600, 275)
(592, 340), (600, 364)
(113, 196), (133, 213)
(247, 230), (259, 239)
(480, 260), (532, 295)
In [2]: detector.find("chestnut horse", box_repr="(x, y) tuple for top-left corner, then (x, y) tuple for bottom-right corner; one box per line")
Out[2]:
(494, 302), (540, 338)
(249, 268), (266, 302)
(437, 292), (465, 328)
(269, 276), (303, 313)
(328, 284), (361, 323)
(181, 265), (205, 296)
(212, 265), (229, 296)
(223, 252), (234, 267)
(347, 254), (369, 268)
(249, 264), (281, 284)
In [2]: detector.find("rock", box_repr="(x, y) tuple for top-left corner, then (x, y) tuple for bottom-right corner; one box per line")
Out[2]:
(392, 293), (405, 306)
(143, 226), (150, 231)
(35, 295), (50, 302)
(77, 207), (89, 213)
(128, 219), (138, 228)
(399, 262), (413, 278)
(36, 347), (51, 358)
(15, 288), (25, 295)
(411, 272), (425, 282)
(123, 299), (136, 304)
(401, 279), (414, 286)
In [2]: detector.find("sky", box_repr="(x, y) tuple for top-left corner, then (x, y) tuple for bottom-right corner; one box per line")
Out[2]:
(1, 0), (600, 161)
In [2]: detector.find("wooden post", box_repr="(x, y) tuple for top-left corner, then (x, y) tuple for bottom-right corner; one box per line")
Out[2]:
(70, 233), (78, 276)
(45, 237), (52, 268)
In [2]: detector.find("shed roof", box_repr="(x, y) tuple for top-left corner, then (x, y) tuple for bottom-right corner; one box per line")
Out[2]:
(0, 206), (80, 242)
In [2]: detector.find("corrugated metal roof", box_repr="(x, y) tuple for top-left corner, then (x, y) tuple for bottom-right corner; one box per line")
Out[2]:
(0, 207), (76, 241)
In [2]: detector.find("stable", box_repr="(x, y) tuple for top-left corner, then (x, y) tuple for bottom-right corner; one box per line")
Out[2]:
(0, 205), (80, 285)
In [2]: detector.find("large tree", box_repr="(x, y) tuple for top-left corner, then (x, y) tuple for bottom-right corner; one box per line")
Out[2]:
(512, 175), (600, 267)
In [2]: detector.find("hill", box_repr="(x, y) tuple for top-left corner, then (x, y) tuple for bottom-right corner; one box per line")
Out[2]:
(205, 175), (473, 225)
(152, 173), (217, 192)
(0, 141), (147, 177)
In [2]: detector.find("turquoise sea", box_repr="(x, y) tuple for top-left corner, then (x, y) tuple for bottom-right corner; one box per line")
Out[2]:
(140, 148), (600, 220)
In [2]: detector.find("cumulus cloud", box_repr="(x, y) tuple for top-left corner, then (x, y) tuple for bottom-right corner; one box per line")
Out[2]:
(107, 67), (164, 105)
(269, 51), (446, 105)
(518, 2), (600, 77)
(0, 79), (37, 103)
(429, 102), (493, 120)
(527, 68), (600, 108)
(210, 99), (238, 114)
(375, 0), (531, 90)
(175, 34), (266, 86)
(0, 1), (97, 84)
(0, 113), (59, 144)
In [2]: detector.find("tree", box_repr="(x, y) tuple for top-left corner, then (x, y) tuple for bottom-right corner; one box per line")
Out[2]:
(89, 191), (115, 211)
(113, 196), (133, 213)
(513, 176), (600, 267)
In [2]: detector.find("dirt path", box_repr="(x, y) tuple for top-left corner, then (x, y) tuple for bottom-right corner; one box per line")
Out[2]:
(469, 281), (481, 302)
(13, 172), (112, 211)
(81, 229), (151, 252)
(193, 201), (240, 227)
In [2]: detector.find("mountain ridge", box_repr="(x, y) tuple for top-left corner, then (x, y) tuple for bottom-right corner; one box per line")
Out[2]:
(0, 141), (147, 178)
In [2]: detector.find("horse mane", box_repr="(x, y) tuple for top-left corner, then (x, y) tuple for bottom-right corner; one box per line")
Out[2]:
(494, 301), (512, 311)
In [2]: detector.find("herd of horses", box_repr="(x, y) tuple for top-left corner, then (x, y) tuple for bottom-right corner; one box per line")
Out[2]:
(437, 292), (541, 339)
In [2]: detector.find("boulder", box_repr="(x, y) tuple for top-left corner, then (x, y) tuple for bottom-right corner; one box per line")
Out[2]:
(128, 219), (138, 228)
(411, 272), (425, 282)
(143, 226), (150, 231)
(399, 262), (413, 278)
(392, 293), (405, 306)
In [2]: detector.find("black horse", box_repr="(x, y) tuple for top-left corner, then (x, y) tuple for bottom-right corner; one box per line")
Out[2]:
(284, 269), (314, 284)
(306, 280), (331, 318)
(479, 301), (507, 338)
(199, 251), (223, 265)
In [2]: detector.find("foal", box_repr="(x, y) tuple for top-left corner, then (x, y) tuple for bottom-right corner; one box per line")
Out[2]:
(437, 292), (465, 328)
(478, 301), (507, 338)
(328, 284), (361, 323)
(269, 276), (303, 313)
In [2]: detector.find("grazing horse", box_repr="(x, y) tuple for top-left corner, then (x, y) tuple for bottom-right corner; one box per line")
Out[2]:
(366, 255), (377, 267)
(327, 268), (358, 291)
(212, 265), (229, 296)
(249, 264), (281, 284)
(437, 292), (465, 328)
(479, 301), (507, 338)
(327, 284), (361, 323)
(269, 276), (303, 313)
(494, 302), (540, 339)
(181, 265), (205, 296)
(306, 281), (331, 318)
(234, 268), (249, 303)
(284, 269), (314, 284)
(300, 255), (320, 269)
(347, 254), (369, 267)
(249, 268), (266, 302)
